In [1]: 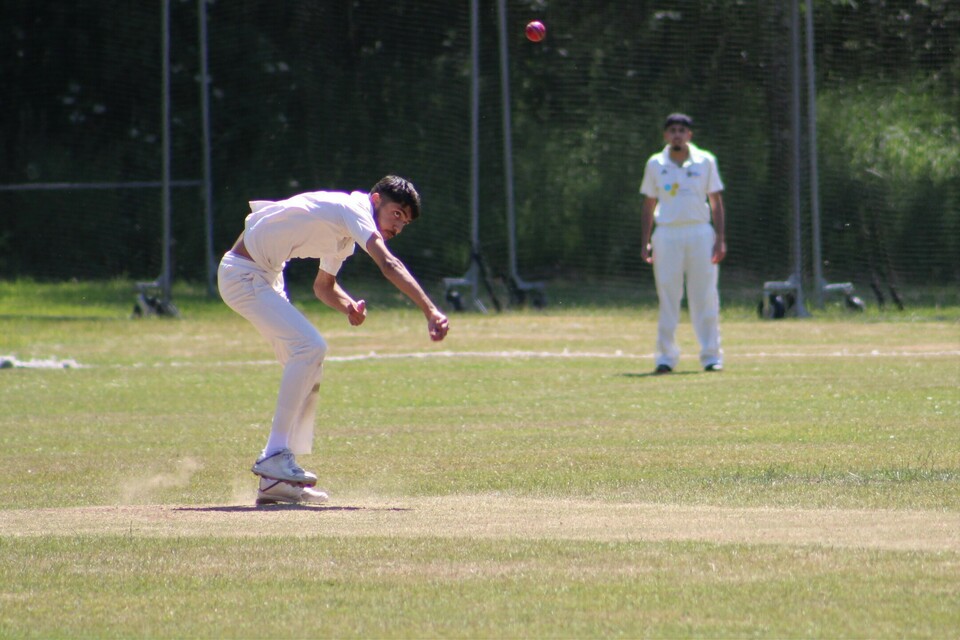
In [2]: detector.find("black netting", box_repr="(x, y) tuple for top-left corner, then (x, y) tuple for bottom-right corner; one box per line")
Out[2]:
(1, 1), (957, 305)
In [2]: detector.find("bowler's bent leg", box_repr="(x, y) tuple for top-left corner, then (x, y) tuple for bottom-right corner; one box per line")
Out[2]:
(286, 363), (324, 456)
(267, 328), (326, 455)
(218, 257), (327, 456)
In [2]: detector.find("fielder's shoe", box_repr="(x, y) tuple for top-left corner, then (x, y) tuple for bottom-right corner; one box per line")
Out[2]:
(704, 363), (724, 372)
(255, 477), (329, 506)
(654, 364), (673, 375)
(251, 448), (317, 486)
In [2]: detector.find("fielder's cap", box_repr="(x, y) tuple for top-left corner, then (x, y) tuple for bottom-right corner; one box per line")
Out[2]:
(664, 113), (694, 129)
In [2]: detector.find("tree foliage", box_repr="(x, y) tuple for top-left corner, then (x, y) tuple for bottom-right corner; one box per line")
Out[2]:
(0, 0), (956, 285)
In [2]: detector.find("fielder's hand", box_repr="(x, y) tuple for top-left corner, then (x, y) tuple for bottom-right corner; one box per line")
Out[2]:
(712, 239), (727, 264)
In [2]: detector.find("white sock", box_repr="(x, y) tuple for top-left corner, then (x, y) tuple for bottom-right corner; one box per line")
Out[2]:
(260, 434), (289, 460)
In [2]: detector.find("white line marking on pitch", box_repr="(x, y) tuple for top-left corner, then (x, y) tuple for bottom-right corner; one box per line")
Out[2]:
(4, 349), (958, 370)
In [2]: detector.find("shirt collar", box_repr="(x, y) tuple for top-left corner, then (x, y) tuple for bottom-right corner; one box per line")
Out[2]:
(660, 142), (704, 167)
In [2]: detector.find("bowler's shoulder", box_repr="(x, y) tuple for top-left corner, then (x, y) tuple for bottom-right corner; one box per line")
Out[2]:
(343, 191), (373, 218)
(297, 189), (347, 205)
(293, 190), (362, 215)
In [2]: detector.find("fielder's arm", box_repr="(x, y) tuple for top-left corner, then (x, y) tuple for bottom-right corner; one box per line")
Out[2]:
(640, 196), (658, 264)
(708, 191), (726, 264)
(365, 234), (449, 341)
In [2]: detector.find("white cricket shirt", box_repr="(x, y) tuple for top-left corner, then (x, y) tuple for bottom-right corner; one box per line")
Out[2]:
(640, 142), (724, 226)
(242, 190), (380, 275)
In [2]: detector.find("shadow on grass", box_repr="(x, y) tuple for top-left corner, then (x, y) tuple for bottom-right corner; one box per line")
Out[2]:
(174, 505), (412, 513)
(619, 371), (702, 378)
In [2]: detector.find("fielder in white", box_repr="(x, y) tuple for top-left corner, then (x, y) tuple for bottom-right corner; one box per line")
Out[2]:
(218, 175), (449, 505)
(640, 113), (726, 374)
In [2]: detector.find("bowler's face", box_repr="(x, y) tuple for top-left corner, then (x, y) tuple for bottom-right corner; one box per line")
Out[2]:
(664, 124), (692, 151)
(374, 198), (413, 241)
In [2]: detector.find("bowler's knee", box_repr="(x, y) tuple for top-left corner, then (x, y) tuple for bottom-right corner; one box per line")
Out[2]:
(310, 336), (328, 363)
(297, 335), (328, 366)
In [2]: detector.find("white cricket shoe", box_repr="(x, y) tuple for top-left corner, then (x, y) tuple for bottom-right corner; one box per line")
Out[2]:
(251, 448), (318, 486)
(255, 477), (329, 506)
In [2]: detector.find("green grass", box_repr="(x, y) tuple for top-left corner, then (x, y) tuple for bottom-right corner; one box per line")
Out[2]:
(2, 536), (956, 638)
(1, 279), (959, 638)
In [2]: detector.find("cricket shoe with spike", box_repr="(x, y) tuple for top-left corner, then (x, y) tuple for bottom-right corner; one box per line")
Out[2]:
(251, 448), (317, 486)
(255, 477), (329, 506)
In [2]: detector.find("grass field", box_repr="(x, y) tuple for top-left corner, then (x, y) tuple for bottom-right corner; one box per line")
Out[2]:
(1, 279), (958, 638)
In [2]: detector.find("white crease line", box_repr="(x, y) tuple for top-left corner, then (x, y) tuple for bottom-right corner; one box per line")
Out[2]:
(0, 355), (85, 369)
(329, 349), (960, 361)
(120, 348), (960, 368)
(5, 349), (959, 370)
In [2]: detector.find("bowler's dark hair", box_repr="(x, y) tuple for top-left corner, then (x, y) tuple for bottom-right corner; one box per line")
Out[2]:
(371, 175), (421, 220)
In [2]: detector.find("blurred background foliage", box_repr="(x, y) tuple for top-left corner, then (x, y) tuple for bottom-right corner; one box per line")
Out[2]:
(0, 0), (956, 304)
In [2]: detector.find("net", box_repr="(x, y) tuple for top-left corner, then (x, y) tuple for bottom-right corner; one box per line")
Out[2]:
(0, 2), (198, 282)
(1, 0), (957, 309)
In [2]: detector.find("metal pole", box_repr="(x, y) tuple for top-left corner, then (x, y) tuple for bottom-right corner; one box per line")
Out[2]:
(198, 0), (216, 297)
(439, 0), (487, 312)
(161, 0), (173, 305)
(469, 0), (480, 301)
(789, 0), (809, 316)
(496, 0), (520, 282)
(805, 0), (823, 307)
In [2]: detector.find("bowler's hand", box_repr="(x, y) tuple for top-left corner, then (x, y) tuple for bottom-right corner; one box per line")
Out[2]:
(347, 299), (367, 326)
(427, 310), (449, 342)
(712, 239), (727, 264)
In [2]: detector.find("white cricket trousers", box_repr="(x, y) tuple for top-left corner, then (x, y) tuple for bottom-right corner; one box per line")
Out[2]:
(651, 223), (723, 369)
(218, 252), (327, 455)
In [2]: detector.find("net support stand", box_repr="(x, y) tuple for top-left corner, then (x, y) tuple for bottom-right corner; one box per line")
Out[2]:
(134, 0), (180, 319)
(442, 0), (492, 313)
(443, 257), (490, 313)
(761, 276), (861, 318)
(133, 276), (180, 317)
(760, 273), (806, 318)
(444, 0), (506, 313)
(786, 0), (810, 318)
(496, 0), (546, 308)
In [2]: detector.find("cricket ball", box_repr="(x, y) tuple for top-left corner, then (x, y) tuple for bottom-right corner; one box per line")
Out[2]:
(525, 20), (546, 43)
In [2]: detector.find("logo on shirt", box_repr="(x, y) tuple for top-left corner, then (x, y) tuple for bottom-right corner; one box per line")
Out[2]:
(664, 182), (679, 197)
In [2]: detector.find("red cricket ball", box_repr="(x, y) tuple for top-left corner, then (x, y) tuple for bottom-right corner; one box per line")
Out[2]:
(525, 20), (546, 43)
